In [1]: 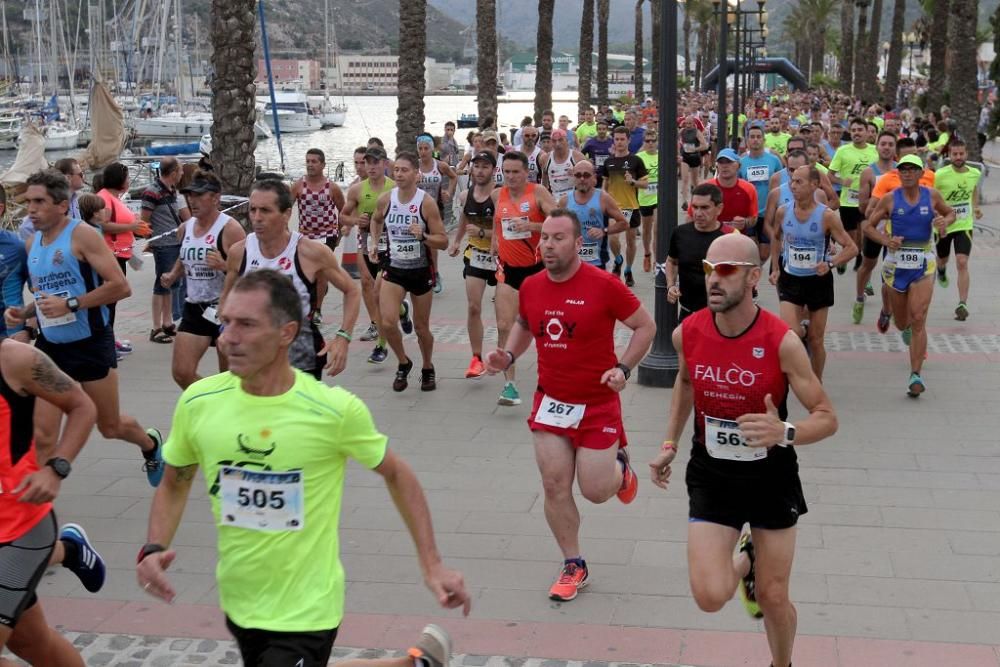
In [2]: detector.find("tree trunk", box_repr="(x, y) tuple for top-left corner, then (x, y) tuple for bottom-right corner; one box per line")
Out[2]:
(597, 0), (610, 105)
(210, 0), (257, 195)
(682, 3), (690, 82)
(927, 0), (950, 113)
(950, 0), (980, 159)
(579, 0), (595, 110)
(652, 0), (662, 99)
(695, 22), (705, 88)
(839, 0), (855, 92)
(634, 0), (644, 100)
(812, 26), (826, 82)
(396, 0), (426, 154)
(535, 0), (555, 124)
(865, 0), (883, 102)
(883, 0), (905, 107)
(855, 3), (869, 101)
(476, 0), (497, 128)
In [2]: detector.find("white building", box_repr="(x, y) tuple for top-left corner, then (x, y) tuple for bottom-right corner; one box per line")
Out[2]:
(321, 55), (459, 92)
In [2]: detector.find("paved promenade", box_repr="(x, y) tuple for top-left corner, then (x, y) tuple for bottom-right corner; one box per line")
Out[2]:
(15, 177), (1000, 666)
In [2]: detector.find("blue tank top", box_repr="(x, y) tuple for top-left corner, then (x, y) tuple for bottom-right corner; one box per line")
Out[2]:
(566, 188), (605, 266)
(870, 161), (895, 178)
(777, 170), (794, 210)
(781, 203), (828, 277)
(888, 187), (934, 246)
(740, 151), (782, 216)
(28, 219), (108, 343)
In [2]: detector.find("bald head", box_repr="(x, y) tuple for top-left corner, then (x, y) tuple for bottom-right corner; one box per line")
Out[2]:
(706, 233), (759, 266)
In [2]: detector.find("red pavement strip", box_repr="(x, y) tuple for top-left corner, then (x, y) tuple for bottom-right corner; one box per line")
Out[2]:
(44, 598), (1000, 666)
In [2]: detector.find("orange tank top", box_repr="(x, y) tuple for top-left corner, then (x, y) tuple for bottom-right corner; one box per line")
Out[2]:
(494, 183), (544, 267)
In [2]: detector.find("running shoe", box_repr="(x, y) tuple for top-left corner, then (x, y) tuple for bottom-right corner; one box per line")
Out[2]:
(836, 263), (846, 275)
(465, 356), (486, 379)
(851, 298), (865, 325)
(624, 271), (635, 288)
(799, 319), (810, 345)
(937, 268), (950, 288)
(393, 360), (414, 392)
(907, 372), (925, 397)
(955, 302), (969, 321)
(643, 253), (652, 273)
(400, 298), (414, 335)
(359, 322), (379, 342)
(864, 281), (875, 297)
(143, 428), (165, 487)
(408, 624), (451, 667)
(310, 310), (323, 327)
(497, 381), (521, 406)
(367, 345), (388, 364)
(877, 310), (891, 334)
(433, 272), (444, 294)
(59, 523), (106, 593)
(115, 340), (133, 355)
(737, 529), (764, 619)
(549, 560), (589, 601)
(420, 366), (437, 392)
(853, 255), (862, 272)
(616, 448), (638, 504)
(901, 326), (912, 347)
(612, 256), (624, 277)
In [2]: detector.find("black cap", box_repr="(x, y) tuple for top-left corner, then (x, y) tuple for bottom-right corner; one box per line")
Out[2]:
(471, 151), (497, 167)
(364, 146), (388, 161)
(179, 174), (221, 194)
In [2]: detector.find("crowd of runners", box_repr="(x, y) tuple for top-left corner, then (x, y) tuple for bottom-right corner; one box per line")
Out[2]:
(0, 84), (986, 667)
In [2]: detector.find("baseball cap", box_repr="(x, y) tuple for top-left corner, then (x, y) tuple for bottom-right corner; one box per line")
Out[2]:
(480, 130), (499, 143)
(364, 146), (388, 161)
(180, 173), (221, 194)
(716, 148), (740, 163)
(897, 154), (924, 169)
(471, 151), (496, 167)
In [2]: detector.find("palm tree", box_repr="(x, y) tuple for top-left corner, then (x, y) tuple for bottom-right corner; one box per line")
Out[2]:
(396, 0), (426, 154)
(801, 0), (838, 83)
(950, 0), (979, 158)
(883, 0), (906, 106)
(535, 0), (555, 124)
(210, 0), (257, 195)
(926, 0), (949, 114)
(690, 0), (717, 88)
(597, 0), (610, 105)
(579, 0), (595, 110)
(863, 0), (883, 101)
(839, 0), (855, 92)
(855, 0), (870, 100)
(651, 0), (661, 98)
(634, 0), (645, 100)
(682, 2), (691, 83)
(476, 0), (497, 128)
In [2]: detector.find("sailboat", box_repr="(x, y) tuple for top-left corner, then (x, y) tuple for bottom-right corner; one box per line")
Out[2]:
(313, 0), (347, 128)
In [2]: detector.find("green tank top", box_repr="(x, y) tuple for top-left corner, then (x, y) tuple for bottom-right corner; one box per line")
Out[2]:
(359, 177), (395, 216)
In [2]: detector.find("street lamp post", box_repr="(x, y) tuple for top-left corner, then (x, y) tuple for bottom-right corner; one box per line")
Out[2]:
(638, 0), (680, 387)
(714, 0), (728, 152)
(881, 41), (890, 83)
(731, 1), (741, 149)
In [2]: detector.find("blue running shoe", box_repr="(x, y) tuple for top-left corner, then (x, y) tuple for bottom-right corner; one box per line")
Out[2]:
(143, 428), (165, 487)
(59, 523), (106, 593)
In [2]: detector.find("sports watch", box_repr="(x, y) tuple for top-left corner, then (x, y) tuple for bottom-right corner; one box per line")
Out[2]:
(616, 362), (631, 380)
(45, 457), (71, 479)
(780, 421), (796, 446)
(66, 296), (81, 312)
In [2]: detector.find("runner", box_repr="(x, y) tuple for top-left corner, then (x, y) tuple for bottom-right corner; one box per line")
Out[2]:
(137, 269), (470, 667)
(679, 116), (709, 210)
(483, 210), (655, 602)
(853, 131), (898, 325)
(6, 170), (165, 486)
(581, 118), (614, 187)
(558, 114), (579, 149)
(416, 134), (458, 294)
(514, 126), (549, 186)
(341, 146), (398, 364)
(933, 139), (982, 321)
(764, 116), (792, 156)
(542, 129), (586, 201)
(828, 118), (878, 274)
(739, 125), (783, 262)
(649, 232), (839, 667)
(159, 172), (246, 389)
(635, 129), (660, 272)
(448, 152), (498, 379)
(623, 110), (646, 153)
(667, 184), (733, 320)
(558, 160), (628, 269)
(491, 151), (557, 406)
(574, 107), (598, 147)
(222, 179), (360, 379)
(600, 126), (647, 286)
(694, 148), (758, 234)
(769, 166), (858, 379)
(0, 188), (28, 343)
(292, 149), (346, 324)
(368, 152), (449, 392)
(864, 154), (954, 396)
(0, 338), (97, 666)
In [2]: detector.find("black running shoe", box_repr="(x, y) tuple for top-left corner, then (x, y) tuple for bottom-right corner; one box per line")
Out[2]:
(393, 359), (413, 392)
(420, 366), (437, 391)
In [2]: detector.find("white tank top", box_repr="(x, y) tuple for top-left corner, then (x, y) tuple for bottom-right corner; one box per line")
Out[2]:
(384, 188), (430, 270)
(494, 160), (505, 186)
(525, 145), (542, 184)
(180, 213), (231, 304)
(417, 161), (443, 201)
(546, 153), (576, 198)
(242, 231), (314, 318)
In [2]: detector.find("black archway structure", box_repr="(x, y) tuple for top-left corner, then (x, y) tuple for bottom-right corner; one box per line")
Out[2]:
(701, 57), (809, 91)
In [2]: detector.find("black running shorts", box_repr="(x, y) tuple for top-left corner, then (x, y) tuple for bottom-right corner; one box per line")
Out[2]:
(226, 617), (338, 667)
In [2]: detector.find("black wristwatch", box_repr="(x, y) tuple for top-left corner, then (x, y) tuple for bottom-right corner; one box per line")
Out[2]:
(137, 543), (167, 564)
(45, 457), (71, 479)
(66, 296), (81, 313)
(616, 362), (631, 380)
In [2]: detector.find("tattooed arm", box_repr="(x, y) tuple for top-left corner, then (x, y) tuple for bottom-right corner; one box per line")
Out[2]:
(0, 340), (97, 503)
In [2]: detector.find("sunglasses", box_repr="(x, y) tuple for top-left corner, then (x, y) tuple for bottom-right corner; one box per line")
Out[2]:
(702, 260), (756, 276)
(573, 172), (594, 178)
(644, 138), (657, 143)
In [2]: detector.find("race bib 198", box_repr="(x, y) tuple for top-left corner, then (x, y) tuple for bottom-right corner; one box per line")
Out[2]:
(534, 394), (586, 429)
(219, 467), (304, 531)
(893, 247), (925, 270)
(704, 415), (767, 462)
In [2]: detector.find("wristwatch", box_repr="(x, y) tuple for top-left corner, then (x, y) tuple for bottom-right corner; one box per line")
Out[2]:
(478, 227), (485, 238)
(779, 421), (796, 447)
(45, 457), (71, 479)
(66, 296), (80, 313)
(615, 362), (631, 380)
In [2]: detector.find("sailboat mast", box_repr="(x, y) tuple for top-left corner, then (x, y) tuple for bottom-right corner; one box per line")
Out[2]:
(174, 0), (184, 107)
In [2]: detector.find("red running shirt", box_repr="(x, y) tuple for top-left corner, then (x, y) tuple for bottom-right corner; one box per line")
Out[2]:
(0, 362), (49, 542)
(495, 184), (545, 267)
(519, 262), (641, 404)
(689, 178), (759, 223)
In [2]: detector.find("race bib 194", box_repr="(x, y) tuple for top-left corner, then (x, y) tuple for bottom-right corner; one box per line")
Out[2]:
(787, 245), (818, 271)
(219, 467), (304, 531)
